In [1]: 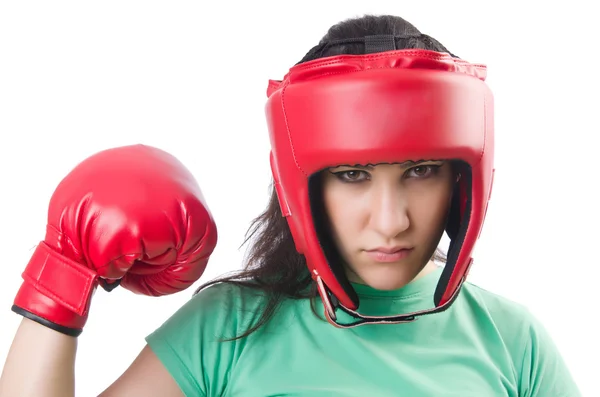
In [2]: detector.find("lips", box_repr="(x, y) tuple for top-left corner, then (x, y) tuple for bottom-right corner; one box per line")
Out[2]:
(367, 246), (411, 254)
(365, 246), (414, 263)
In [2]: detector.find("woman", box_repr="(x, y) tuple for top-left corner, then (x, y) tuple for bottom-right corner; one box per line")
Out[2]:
(0, 14), (581, 397)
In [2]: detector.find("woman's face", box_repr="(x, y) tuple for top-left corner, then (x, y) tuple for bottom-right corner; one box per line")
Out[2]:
(322, 161), (455, 290)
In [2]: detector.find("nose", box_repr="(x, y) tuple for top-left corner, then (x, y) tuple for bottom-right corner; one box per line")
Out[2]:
(368, 182), (410, 239)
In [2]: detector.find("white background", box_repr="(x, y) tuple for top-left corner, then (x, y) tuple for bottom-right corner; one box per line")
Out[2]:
(0, 1), (597, 396)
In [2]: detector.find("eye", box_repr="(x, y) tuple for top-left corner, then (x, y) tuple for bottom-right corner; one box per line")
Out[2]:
(332, 170), (369, 183)
(406, 165), (441, 178)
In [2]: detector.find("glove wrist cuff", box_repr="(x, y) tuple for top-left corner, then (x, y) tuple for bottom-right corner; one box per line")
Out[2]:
(11, 305), (83, 337)
(12, 242), (99, 336)
(21, 241), (98, 316)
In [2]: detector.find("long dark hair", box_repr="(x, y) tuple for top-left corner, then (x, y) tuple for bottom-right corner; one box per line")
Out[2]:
(194, 14), (456, 340)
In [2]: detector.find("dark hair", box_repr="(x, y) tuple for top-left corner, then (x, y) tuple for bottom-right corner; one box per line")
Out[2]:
(194, 14), (456, 340)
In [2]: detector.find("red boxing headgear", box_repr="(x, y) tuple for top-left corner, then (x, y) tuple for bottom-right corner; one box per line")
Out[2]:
(265, 48), (494, 327)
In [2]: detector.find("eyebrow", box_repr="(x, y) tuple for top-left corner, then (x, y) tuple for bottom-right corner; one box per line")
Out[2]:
(334, 160), (443, 170)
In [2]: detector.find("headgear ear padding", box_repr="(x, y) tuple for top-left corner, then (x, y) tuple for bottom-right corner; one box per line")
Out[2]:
(265, 49), (494, 317)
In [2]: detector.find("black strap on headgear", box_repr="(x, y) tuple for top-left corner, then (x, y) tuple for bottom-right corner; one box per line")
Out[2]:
(364, 34), (397, 54)
(295, 33), (459, 65)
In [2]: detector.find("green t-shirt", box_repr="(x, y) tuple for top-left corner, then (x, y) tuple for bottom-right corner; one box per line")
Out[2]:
(146, 267), (580, 396)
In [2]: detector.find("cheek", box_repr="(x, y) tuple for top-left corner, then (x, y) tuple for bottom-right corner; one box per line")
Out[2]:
(323, 186), (346, 233)
(409, 183), (454, 231)
(322, 183), (362, 242)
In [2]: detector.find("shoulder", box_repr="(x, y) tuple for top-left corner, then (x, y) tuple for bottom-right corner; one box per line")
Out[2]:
(459, 280), (532, 323)
(456, 281), (582, 396)
(457, 280), (542, 354)
(189, 280), (268, 313)
(144, 281), (274, 396)
(151, 280), (271, 341)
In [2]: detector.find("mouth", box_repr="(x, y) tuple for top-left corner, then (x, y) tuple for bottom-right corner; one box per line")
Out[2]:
(364, 246), (414, 263)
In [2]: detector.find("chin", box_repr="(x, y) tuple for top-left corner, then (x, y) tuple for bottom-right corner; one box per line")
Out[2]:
(356, 270), (418, 291)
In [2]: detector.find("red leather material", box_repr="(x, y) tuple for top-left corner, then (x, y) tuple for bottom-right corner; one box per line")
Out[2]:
(20, 242), (97, 316)
(13, 144), (218, 333)
(265, 49), (494, 311)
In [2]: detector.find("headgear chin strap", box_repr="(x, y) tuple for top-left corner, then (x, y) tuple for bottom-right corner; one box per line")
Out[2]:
(265, 45), (495, 328)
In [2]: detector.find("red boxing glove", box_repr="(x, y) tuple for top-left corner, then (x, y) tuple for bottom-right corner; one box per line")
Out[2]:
(11, 144), (218, 336)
